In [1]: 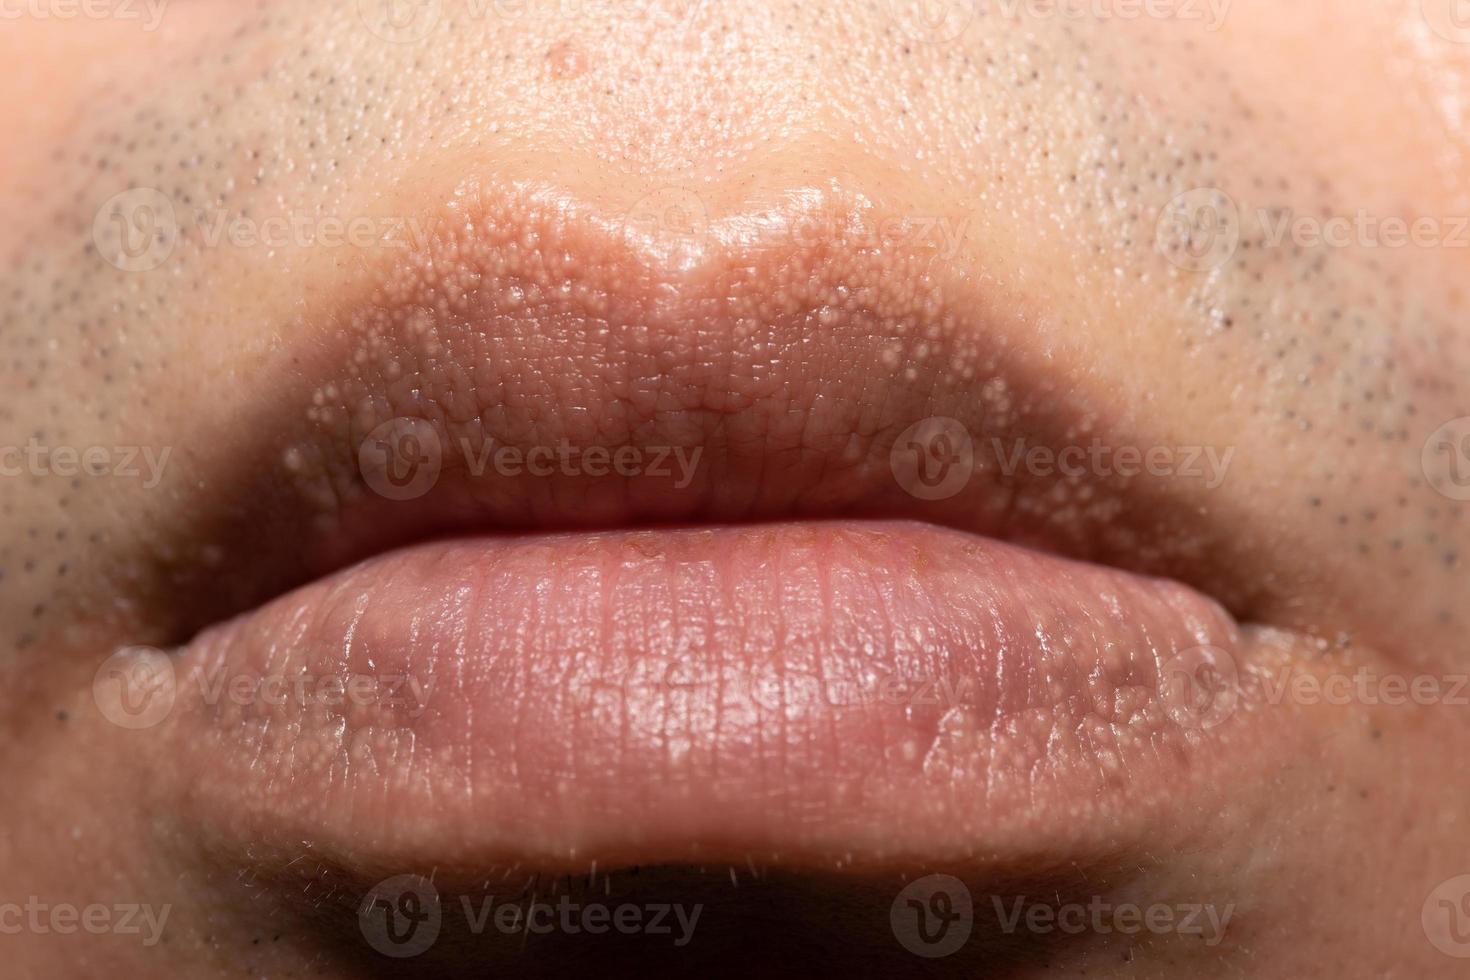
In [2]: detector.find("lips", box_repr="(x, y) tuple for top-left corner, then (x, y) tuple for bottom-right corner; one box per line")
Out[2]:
(169, 519), (1260, 869)
(137, 176), (1315, 911)
(135, 176), (1266, 645)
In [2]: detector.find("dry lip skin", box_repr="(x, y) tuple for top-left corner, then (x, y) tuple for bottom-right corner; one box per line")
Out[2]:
(138, 177), (1318, 895)
(168, 520), (1277, 873)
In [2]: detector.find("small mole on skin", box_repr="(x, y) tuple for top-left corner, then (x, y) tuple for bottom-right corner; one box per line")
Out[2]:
(546, 40), (589, 81)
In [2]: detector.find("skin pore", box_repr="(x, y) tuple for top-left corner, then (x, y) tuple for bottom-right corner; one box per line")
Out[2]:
(1, 1), (1469, 976)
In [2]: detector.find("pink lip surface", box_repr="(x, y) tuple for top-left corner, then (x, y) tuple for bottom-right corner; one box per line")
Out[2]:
(161, 519), (1277, 876)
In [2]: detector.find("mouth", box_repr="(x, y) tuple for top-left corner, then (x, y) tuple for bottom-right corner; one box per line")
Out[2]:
(122, 174), (1318, 970)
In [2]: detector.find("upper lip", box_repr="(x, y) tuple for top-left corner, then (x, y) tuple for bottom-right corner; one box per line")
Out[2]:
(127, 175), (1265, 648)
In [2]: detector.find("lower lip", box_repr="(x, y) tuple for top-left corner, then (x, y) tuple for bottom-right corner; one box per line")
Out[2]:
(165, 520), (1261, 871)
